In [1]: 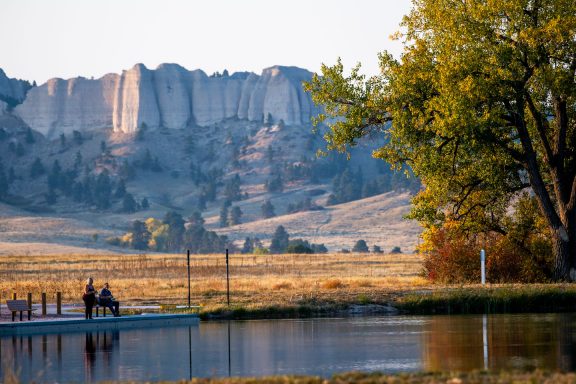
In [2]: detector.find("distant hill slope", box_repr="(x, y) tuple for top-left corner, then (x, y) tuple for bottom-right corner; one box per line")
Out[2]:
(215, 192), (420, 253)
(0, 65), (421, 254)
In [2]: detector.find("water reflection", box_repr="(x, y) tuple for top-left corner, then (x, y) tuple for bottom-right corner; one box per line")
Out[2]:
(83, 331), (119, 381)
(422, 313), (576, 371)
(2, 314), (576, 382)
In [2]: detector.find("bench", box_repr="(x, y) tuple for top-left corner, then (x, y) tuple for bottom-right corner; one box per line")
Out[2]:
(6, 300), (36, 322)
(95, 299), (120, 317)
(95, 304), (109, 317)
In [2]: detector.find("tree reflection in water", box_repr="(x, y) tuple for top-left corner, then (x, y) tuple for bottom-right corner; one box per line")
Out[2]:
(422, 314), (576, 371)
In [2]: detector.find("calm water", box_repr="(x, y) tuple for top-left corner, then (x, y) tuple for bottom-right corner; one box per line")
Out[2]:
(2, 313), (576, 382)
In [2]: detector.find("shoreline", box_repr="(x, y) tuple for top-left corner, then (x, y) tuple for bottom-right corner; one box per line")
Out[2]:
(4, 285), (576, 323)
(168, 285), (572, 320)
(197, 284), (576, 320)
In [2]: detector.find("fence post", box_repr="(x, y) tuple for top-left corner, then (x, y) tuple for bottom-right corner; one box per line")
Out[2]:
(226, 249), (230, 307)
(27, 292), (32, 309)
(187, 249), (191, 308)
(56, 292), (62, 315)
(11, 292), (16, 300)
(42, 293), (47, 316)
(481, 249), (486, 285)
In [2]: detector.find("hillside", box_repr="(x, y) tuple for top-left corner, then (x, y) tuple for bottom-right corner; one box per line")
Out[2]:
(0, 65), (421, 254)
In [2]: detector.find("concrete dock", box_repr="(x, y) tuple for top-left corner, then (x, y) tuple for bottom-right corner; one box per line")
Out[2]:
(0, 313), (199, 335)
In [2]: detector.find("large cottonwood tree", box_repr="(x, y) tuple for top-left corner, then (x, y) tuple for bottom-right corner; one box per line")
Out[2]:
(305, 0), (576, 280)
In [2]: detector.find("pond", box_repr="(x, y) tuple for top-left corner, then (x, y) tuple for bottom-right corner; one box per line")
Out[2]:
(2, 313), (576, 382)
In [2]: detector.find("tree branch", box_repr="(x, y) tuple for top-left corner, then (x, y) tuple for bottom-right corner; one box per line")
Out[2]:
(525, 92), (554, 164)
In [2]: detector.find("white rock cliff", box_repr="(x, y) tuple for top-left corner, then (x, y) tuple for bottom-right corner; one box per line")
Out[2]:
(14, 64), (317, 138)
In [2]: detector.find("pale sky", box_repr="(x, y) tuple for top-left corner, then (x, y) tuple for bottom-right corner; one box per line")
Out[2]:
(1, 0), (412, 84)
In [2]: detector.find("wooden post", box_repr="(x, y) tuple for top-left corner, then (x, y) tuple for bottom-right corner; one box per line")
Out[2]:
(27, 293), (32, 309)
(226, 249), (230, 307)
(56, 292), (62, 315)
(187, 249), (191, 308)
(11, 292), (16, 300)
(41, 293), (47, 316)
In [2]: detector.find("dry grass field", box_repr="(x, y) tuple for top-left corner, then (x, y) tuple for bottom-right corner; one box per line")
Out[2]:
(0, 252), (427, 313)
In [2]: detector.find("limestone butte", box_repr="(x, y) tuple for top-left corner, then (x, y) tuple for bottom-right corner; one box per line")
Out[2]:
(14, 64), (318, 138)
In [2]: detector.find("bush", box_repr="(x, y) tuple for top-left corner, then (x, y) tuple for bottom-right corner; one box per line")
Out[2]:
(352, 239), (369, 253)
(105, 236), (123, 246)
(421, 225), (481, 283)
(286, 243), (313, 254)
(421, 217), (553, 284)
(254, 247), (269, 255)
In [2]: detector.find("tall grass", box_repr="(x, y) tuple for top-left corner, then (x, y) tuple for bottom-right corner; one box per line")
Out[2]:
(398, 285), (576, 314)
(0, 253), (426, 310)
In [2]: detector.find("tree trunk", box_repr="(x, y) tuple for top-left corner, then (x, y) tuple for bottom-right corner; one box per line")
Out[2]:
(552, 227), (574, 281)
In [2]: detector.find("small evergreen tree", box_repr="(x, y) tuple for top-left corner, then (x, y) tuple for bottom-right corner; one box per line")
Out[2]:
(0, 160), (8, 200)
(47, 160), (62, 190)
(265, 174), (283, 193)
(94, 170), (112, 209)
(266, 145), (274, 162)
(196, 195), (207, 211)
(141, 197), (150, 210)
(241, 237), (254, 254)
(72, 130), (83, 145)
(151, 156), (162, 172)
(115, 179), (127, 198)
(25, 128), (35, 144)
(228, 206), (242, 226)
(130, 220), (150, 250)
(122, 193), (137, 213)
(136, 123), (147, 141)
(30, 157), (46, 179)
(261, 200), (276, 219)
(224, 174), (242, 201)
(73, 151), (82, 170)
(270, 225), (289, 254)
(163, 211), (186, 251)
(219, 204), (229, 228)
(15, 142), (25, 157)
(141, 149), (153, 170)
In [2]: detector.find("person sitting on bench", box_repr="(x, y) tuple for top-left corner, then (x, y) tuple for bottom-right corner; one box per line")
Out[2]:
(98, 282), (120, 317)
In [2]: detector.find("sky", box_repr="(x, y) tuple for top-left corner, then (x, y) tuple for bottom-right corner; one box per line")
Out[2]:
(1, 0), (412, 84)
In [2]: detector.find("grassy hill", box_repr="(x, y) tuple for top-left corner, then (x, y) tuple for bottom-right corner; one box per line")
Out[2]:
(0, 116), (421, 254)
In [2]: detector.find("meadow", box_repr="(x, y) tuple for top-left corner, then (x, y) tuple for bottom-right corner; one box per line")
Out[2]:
(0, 252), (427, 315)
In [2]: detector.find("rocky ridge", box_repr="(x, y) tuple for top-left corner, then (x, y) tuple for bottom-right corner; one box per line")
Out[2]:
(14, 64), (318, 138)
(0, 68), (30, 109)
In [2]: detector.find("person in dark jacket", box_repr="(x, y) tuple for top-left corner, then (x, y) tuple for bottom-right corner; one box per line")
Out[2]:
(83, 277), (96, 319)
(98, 282), (120, 317)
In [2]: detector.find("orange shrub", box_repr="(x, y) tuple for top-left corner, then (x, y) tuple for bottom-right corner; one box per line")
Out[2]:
(421, 221), (553, 284)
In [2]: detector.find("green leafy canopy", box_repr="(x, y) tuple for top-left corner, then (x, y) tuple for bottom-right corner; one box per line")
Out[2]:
(304, 0), (576, 279)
